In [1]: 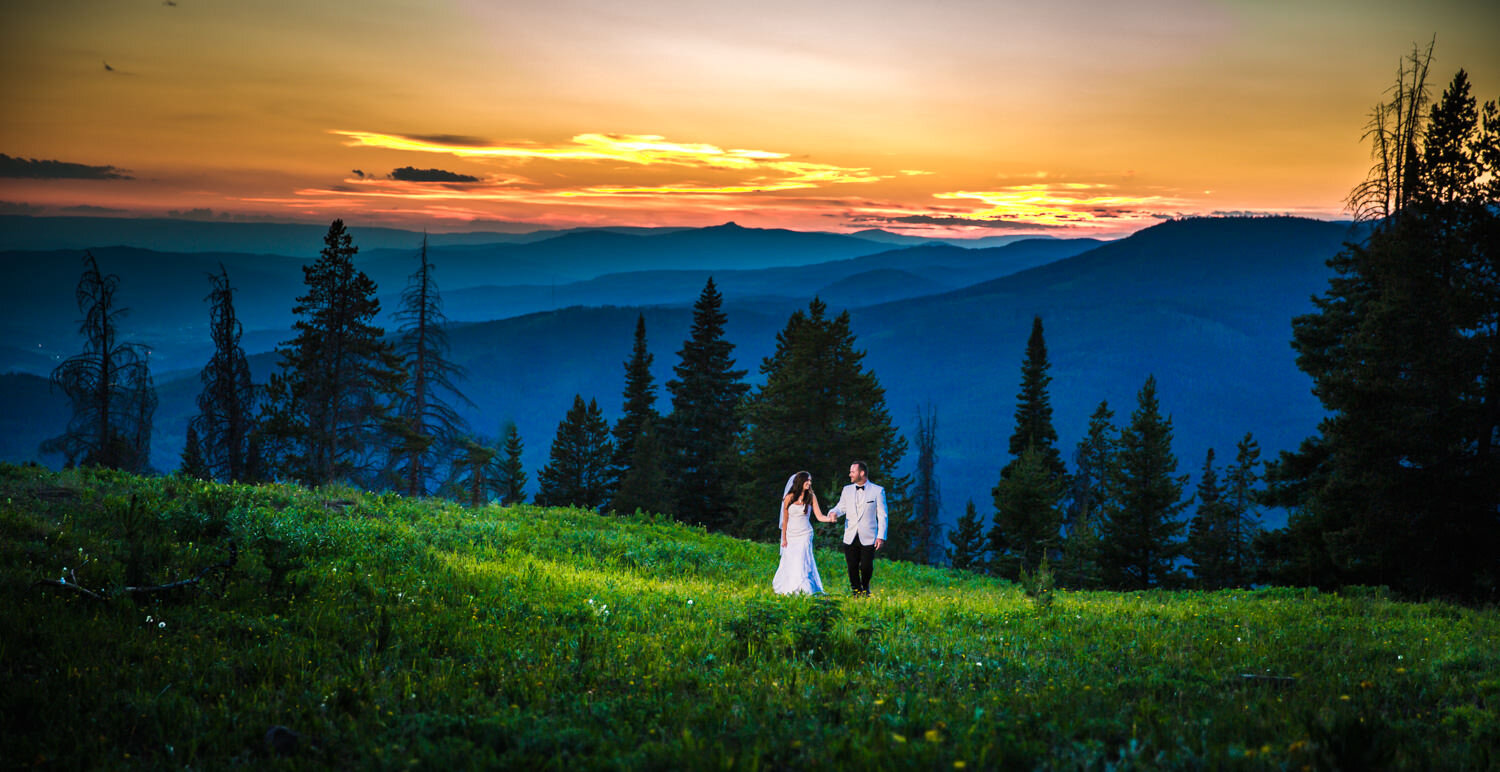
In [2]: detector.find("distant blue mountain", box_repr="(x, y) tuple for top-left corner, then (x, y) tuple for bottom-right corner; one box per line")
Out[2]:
(2, 216), (1351, 539)
(358, 222), (906, 289)
(814, 269), (949, 305)
(0, 215), (551, 255)
(845, 216), (1358, 531)
(0, 372), (68, 464)
(1, 229), (1095, 375)
(0, 214), (1063, 255)
(417, 217), (1349, 533)
(435, 239), (1098, 322)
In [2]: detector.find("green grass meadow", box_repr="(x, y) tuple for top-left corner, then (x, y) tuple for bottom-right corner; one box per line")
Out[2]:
(2, 464), (1497, 769)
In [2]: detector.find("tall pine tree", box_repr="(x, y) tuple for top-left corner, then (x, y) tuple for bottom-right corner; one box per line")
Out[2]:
(493, 421), (528, 505)
(190, 265), (258, 482)
(734, 297), (909, 545)
(608, 314), (660, 510)
(389, 236), (472, 496)
(664, 279), (748, 529)
(1223, 433), (1262, 587)
(610, 415), (673, 516)
(946, 499), (987, 571)
(179, 424), (210, 479)
(1098, 376), (1188, 589)
(260, 219), (402, 487)
(1003, 316), (1066, 480)
(447, 436), (498, 507)
(42, 251), (156, 472)
(1274, 63), (1500, 598)
(1059, 401), (1114, 589)
(1186, 449), (1235, 589)
(536, 395), (613, 510)
(989, 445), (1064, 578)
(909, 404), (942, 564)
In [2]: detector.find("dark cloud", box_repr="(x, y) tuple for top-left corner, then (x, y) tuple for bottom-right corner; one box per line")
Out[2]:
(220, 210), (305, 223)
(852, 214), (1073, 232)
(0, 201), (46, 215)
(389, 166), (480, 183)
(406, 134), (493, 148)
(167, 207), (216, 220)
(0, 153), (132, 180)
(63, 204), (128, 214)
(1210, 209), (1292, 218)
(351, 169), (367, 179)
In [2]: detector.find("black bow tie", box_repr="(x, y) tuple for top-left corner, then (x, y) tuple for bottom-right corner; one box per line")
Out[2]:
(856, 485), (864, 490)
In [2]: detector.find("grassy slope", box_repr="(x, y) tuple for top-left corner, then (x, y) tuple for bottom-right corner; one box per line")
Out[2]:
(2, 465), (1496, 770)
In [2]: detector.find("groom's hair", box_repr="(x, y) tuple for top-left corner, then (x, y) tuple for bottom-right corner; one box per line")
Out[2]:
(852, 461), (868, 475)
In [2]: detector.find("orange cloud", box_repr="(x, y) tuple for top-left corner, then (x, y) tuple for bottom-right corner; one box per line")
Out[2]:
(334, 130), (787, 169)
(930, 183), (1185, 228)
(331, 130), (884, 192)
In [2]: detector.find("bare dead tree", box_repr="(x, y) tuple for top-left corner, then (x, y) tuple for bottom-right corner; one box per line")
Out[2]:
(41, 251), (157, 472)
(1348, 39), (1436, 222)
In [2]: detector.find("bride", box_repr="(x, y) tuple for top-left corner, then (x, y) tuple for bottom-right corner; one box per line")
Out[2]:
(772, 471), (836, 595)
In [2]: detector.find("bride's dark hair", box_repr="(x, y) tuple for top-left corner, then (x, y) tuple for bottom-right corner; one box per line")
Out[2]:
(787, 471), (812, 505)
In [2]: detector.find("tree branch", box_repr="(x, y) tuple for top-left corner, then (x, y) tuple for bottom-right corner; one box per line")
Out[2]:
(32, 541), (238, 601)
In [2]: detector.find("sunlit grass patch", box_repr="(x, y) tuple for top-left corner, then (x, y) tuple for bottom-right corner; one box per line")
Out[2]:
(2, 464), (1496, 769)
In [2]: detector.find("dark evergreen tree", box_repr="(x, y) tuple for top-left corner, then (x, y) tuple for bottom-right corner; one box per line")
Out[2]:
(1059, 401), (1114, 589)
(946, 499), (987, 571)
(447, 436), (497, 508)
(1258, 438), (1343, 589)
(1272, 64), (1500, 598)
(389, 236), (472, 496)
(42, 251), (156, 472)
(1058, 507), (1103, 591)
(260, 219), (402, 487)
(734, 297), (909, 546)
(536, 395), (613, 510)
(190, 266), (258, 482)
(1186, 449), (1235, 589)
(126, 363), (156, 471)
(493, 421), (528, 505)
(1003, 316), (1066, 480)
(664, 279), (749, 529)
(1098, 376), (1188, 589)
(611, 415), (673, 516)
(909, 404), (942, 564)
(179, 424), (210, 479)
(989, 445), (1064, 578)
(608, 314), (660, 509)
(1223, 434), (1263, 587)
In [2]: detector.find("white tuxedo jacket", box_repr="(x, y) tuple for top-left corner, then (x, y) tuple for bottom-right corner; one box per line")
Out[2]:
(830, 481), (887, 545)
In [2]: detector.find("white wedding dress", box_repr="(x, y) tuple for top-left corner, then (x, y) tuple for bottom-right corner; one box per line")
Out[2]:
(772, 502), (825, 595)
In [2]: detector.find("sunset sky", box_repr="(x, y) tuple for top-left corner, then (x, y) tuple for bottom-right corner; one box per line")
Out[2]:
(2, 0), (1497, 238)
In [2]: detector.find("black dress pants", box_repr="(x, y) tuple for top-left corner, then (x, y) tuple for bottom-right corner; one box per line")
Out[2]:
(845, 534), (875, 595)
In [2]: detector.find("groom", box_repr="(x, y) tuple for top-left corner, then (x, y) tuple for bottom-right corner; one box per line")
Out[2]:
(828, 461), (887, 596)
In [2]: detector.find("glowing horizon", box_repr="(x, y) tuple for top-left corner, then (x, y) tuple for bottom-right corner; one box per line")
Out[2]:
(1, 0), (1496, 239)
